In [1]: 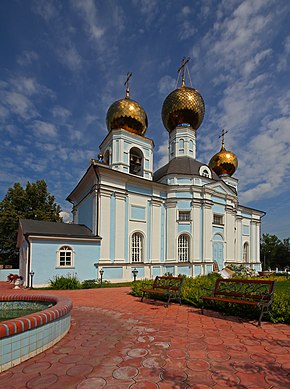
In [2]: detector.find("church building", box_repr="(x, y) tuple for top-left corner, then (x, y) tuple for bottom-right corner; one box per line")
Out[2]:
(17, 65), (264, 287)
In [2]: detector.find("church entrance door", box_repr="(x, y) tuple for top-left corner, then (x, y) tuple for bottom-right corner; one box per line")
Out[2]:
(213, 237), (224, 270)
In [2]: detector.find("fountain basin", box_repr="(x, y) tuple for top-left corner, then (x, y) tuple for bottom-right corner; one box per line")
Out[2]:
(0, 293), (72, 372)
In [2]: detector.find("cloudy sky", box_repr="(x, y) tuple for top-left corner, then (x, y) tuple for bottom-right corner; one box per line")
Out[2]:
(1, 0), (289, 239)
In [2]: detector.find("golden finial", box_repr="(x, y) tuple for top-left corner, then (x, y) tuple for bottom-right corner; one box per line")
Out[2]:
(177, 57), (190, 87)
(124, 72), (132, 98)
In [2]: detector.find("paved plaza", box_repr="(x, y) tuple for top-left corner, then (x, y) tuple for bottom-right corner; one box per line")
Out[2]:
(0, 283), (289, 388)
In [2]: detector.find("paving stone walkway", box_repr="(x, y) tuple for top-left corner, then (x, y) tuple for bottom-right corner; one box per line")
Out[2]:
(0, 284), (289, 388)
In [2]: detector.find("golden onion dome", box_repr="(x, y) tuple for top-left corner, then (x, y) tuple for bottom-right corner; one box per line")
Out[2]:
(106, 97), (148, 136)
(161, 85), (205, 132)
(209, 143), (238, 177)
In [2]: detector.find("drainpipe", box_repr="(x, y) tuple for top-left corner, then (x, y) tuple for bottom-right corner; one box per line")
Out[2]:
(25, 234), (31, 287)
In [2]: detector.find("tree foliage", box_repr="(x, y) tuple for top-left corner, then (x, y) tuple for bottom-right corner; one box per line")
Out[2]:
(0, 180), (62, 267)
(261, 233), (290, 270)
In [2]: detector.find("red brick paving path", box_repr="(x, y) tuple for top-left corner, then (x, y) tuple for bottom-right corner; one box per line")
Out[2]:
(0, 283), (289, 388)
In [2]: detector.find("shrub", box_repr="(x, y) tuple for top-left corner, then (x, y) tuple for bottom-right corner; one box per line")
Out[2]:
(81, 279), (99, 289)
(269, 282), (290, 323)
(226, 264), (257, 278)
(180, 273), (220, 306)
(131, 274), (290, 324)
(130, 279), (153, 296)
(49, 274), (81, 290)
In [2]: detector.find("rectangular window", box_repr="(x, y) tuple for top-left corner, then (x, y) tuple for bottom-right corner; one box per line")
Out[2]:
(213, 214), (223, 225)
(179, 211), (191, 221)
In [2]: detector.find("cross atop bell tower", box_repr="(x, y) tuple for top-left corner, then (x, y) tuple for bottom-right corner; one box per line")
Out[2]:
(177, 57), (190, 86)
(124, 72), (132, 98)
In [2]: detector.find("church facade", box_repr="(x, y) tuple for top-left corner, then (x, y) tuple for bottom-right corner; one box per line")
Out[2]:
(18, 70), (264, 287)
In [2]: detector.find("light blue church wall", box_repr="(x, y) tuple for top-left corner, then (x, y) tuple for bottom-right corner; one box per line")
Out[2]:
(31, 239), (100, 285)
(194, 265), (201, 275)
(78, 197), (93, 231)
(177, 265), (190, 276)
(178, 224), (191, 233)
(212, 196), (226, 205)
(152, 266), (162, 277)
(176, 201), (191, 209)
(212, 205), (225, 214)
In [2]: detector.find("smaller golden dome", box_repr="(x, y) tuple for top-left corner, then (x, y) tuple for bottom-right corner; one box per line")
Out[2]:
(162, 85), (205, 132)
(106, 97), (148, 136)
(209, 143), (238, 177)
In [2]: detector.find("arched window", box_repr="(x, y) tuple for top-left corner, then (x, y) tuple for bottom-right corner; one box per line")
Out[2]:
(199, 166), (212, 179)
(243, 242), (249, 262)
(178, 234), (189, 262)
(129, 147), (143, 176)
(179, 139), (184, 154)
(131, 232), (143, 262)
(170, 142), (175, 157)
(189, 140), (193, 155)
(57, 246), (74, 267)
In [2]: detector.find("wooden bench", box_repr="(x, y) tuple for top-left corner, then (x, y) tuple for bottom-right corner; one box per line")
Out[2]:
(140, 276), (184, 307)
(200, 278), (276, 326)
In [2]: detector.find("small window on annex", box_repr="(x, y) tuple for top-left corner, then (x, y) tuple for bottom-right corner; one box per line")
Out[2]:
(131, 232), (144, 263)
(57, 246), (74, 267)
(213, 214), (224, 225)
(178, 211), (191, 221)
(178, 234), (190, 262)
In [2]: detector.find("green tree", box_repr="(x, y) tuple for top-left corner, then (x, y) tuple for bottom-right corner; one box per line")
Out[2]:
(0, 180), (62, 268)
(261, 234), (290, 270)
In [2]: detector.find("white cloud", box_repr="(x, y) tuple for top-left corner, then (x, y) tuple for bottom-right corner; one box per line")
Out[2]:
(17, 50), (39, 66)
(155, 140), (169, 170)
(0, 105), (8, 119)
(60, 210), (72, 223)
(132, 0), (159, 26)
(69, 129), (83, 142)
(158, 75), (176, 96)
(239, 113), (290, 202)
(31, 120), (58, 138)
(51, 105), (71, 120)
(243, 49), (272, 76)
(4, 91), (38, 120)
(33, 0), (60, 22)
(73, 0), (105, 42)
(57, 45), (82, 72)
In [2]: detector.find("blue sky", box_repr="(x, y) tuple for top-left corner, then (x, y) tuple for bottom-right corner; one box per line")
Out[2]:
(1, 0), (289, 239)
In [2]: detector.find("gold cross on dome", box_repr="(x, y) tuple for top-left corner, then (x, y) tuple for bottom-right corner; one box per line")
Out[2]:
(219, 129), (228, 146)
(178, 57), (190, 86)
(124, 72), (132, 98)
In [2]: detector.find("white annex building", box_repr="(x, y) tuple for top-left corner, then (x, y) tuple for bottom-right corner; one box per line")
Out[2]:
(18, 67), (264, 286)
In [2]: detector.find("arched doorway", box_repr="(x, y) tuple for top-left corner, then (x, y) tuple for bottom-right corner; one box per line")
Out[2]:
(212, 234), (224, 270)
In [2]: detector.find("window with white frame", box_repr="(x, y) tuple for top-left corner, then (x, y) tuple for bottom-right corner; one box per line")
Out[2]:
(57, 246), (74, 267)
(179, 138), (184, 154)
(189, 140), (193, 155)
(213, 214), (224, 225)
(131, 232), (143, 262)
(170, 142), (175, 157)
(178, 211), (191, 221)
(178, 234), (189, 262)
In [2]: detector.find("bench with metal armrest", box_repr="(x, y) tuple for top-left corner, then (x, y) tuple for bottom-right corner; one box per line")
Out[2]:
(200, 278), (275, 326)
(140, 275), (184, 307)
